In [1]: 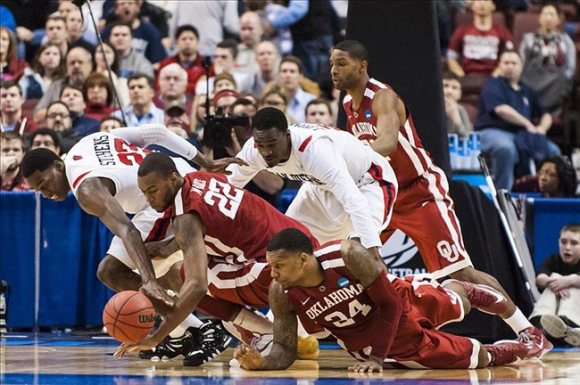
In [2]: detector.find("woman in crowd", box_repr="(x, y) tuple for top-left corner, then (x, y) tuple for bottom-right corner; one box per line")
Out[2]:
(259, 84), (295, 123)
(538, 156), (578, 198)
(93, 41), (129, 108)
(18, 43), (65, 100)
(0, 27), (28, 82)
(83, 72), (116, 121)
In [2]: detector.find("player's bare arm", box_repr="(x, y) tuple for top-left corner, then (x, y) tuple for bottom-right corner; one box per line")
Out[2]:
(144, 238), (180, 259)
(76, 177), (174, 308)
(341, 239), (403, 371)
(370, 88), (403, 157)
(235, 281), (298, 370)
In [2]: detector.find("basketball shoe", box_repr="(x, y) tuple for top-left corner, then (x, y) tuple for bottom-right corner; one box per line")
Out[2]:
(139, 326), (198, 361)
(446, 280), (510, 315)
(484, 340), (529, 366)
(540, 314), (580, 347)
(517, 326), (553, 359)
(183, 321), (233, 367)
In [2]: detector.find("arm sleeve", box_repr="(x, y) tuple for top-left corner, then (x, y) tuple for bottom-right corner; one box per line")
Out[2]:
(563, 34), (576, 80)
(270, 0), (309, 29)
(225, 139), (264, 188)
(303, 138), (381, 248)
(111, 124), (198, 160)
(447, 27), (464, 61)
(365, 273), (403, 359)
(144, 24), (168, 63)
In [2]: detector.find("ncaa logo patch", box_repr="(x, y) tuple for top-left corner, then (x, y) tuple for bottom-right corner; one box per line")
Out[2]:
(364, 109), (372, 120)
(337, 277), (349, 288)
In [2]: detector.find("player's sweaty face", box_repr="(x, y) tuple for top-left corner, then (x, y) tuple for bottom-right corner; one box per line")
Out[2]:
(267, 250), (303, 289)
(26, 166), (69, 201)
(138, 173), (173, 212)
(254, 128), (290, 167)
(330, 50), (360, 91)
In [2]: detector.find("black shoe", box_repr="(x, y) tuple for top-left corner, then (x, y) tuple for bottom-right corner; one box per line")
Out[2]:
(183, 321), (233, 367)
(139, 327), (199, 361)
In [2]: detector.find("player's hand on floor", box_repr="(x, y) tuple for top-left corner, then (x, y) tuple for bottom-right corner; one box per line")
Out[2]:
(114, 335), (159, 358)
(348, 359), (383, 374)
(234, 344), (265, 370)
(140, 281), (176, 309)
(205, 157), (249, 174)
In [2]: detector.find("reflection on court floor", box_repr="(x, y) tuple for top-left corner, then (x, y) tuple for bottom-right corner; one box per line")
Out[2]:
(1, 334), (579, 385)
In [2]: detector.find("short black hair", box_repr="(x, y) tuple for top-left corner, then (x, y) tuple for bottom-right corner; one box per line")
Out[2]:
(216, 39), (238, 59)
(267, 228), (314, 255)
(252, 107), (288, 132)
(137, 152), (177, 178)
(333, 40), (368, 61)
(562, 223), (580, 234)
(280, 55), (303, 74)
(0, 80), (22, 96)
(539, 156), (577, 197)
(110, 21), (133, 36)
(175, 24), (199, 40)
(21, 148), (61, 178)
(30, 128), (61, 149)
(127, 73), (154, 89)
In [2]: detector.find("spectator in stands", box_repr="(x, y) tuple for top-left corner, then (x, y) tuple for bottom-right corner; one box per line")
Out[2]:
(164, 105), (194, 141)
(538, 156), (578, 198)
(250, 40), (280, 97)
(190, 93), (210, 135)
(44, 15), (69, 56)
(83, 72), (116, 122)
(108, 22), (154, 79)
(33, 46), (93, 124)
(99, 115), (123, 132)
(530, 224), (580, 347)
(157, 25), (206, 97)
(0, 27), (28, 82)
(66, 7), (95, 53)
(113, 73), (163, 126)
(214, 72), (237, 94)
(0, 131), (29, 191)
(94, 41), (129, 108)
(19, 43), (65, 100)
(0, 82), (36, 134)
(443, 71), (473, 138)
(156, 63), (191, 113)
(60, 84), (99, 136)
(29, 127), (61, 155)
(195, 40), (254, 95)
(259, 84), (294, 123)
(213, 89), (239, 115)
(170, 1), (239, 57)
(475, 51), (560, 190)
(447, 0), (513, 78)
(278, 56), (316, 123)
(304, 98), (334, 126)
(520, 3), (577, 113)
(101, 0), (167, 65)
(45, 101), (78, 153)
(237, 12), (263, 74)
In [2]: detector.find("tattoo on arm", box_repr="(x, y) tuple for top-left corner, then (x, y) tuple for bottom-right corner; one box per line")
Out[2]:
(341, 240), (385, 287)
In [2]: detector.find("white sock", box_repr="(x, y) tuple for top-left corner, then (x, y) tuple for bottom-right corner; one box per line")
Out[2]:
(233, 308), (272, 334)
(168, 314), (203, 338)
(504, 308), (533, 335)
(297, 317), (309, 338)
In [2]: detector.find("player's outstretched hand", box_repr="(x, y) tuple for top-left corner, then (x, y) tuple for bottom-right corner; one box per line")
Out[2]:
(140, 281), (176, 309)
(348, 359), (383, 374)
(234, 344), (265, 370)
(204, 157), (249, 175)
(114, 335), (159, 358)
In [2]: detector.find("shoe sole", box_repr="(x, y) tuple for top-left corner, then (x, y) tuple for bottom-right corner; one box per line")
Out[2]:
(542, 314), (580, 347)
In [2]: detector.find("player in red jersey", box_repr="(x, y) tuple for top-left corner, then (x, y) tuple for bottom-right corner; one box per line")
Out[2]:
(115, 152), (320, 364)
(234, 228), (543, 372)
(329, 39), (550, 355)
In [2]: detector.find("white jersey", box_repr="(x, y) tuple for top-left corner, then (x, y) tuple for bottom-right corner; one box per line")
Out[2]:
(227, 123), (397, 248)
(65, 132), (194, 214)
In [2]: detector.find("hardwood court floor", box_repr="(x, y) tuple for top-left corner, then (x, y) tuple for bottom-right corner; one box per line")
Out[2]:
(1, 334), (580, 385)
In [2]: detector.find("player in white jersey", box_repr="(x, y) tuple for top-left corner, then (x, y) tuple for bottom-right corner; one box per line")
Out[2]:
(20, 124), (244, 364)
(226, 107), (398, 261)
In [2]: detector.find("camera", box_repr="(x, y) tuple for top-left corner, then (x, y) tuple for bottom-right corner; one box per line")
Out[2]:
(203, 107), (250, 148)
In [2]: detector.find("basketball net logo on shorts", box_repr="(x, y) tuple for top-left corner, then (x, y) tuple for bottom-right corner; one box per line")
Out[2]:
(380, 229), (427, 277)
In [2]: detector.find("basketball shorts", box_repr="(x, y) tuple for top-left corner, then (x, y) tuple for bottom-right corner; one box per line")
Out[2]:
(381, 167), (473, 278)
(106, 207), (181, 278)
(349, 274), (481, 369)
(286, 162), (396, 249)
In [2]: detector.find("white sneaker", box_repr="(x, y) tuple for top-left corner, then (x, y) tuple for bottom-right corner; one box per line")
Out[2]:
(540, 314), (580, 347)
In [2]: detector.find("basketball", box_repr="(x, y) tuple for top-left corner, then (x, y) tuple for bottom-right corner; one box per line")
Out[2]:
(102, 290), (157, 343)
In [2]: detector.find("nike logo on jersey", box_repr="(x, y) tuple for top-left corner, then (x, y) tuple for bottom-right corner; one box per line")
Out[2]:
(301, 297), (310, 306)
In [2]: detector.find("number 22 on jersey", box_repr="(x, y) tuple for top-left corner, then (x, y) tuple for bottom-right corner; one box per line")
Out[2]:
(200, 178), (244, 219)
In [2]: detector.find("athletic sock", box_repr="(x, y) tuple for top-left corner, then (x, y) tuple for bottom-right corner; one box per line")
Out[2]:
(169, 314), (203, 338)
(504, 308), (533, 334)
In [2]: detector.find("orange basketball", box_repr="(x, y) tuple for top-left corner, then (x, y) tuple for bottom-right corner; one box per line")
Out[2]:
(102, 290), (157, 343)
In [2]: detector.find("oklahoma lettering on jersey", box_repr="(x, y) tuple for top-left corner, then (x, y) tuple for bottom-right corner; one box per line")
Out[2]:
(343, 78), (434, 185)
(171, 171), (317, 264)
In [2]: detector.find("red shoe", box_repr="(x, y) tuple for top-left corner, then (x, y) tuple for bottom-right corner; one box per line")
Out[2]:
(485, 340), (528, 366)
(518, 326), (553, 359)
(449, 280), (510, 315)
